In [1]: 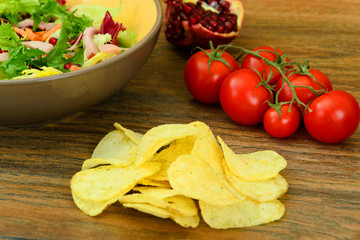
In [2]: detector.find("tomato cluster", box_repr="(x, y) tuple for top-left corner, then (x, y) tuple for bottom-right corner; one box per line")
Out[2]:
(184, 45), (360, 143)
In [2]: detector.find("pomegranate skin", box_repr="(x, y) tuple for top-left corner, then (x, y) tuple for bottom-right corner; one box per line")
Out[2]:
(165, 0), (245, 49)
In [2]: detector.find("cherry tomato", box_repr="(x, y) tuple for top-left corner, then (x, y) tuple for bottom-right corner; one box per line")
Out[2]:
(219, 68), (272, 125)
(304, 90), (360, 143)
(276, 68), (333, 109)
(241, 46), (290, 85)
(184, 49), (239, 104)
(263, 103), (300, 138)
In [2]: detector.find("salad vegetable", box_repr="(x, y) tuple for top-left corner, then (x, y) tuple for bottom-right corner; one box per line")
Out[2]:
(0, 0), (137, 80)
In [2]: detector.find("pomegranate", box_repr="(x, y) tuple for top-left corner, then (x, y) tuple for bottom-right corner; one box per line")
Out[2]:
(165, 0), (244, 49)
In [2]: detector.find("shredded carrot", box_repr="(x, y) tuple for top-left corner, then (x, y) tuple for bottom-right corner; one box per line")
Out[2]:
(14, 27), (41, 41)
(40, 23), (62, 42)
(69, 65), (81, 71)
(34, 31), (47, 36)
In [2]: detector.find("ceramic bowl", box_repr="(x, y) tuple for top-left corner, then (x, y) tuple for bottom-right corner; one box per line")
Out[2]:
(0, 0), (162, 124)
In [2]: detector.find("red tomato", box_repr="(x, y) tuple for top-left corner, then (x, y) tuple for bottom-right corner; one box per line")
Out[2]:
(276, 68), (333, 108)
(219, 69), (272, 125)
(304, 90), (360, 143)
(263, 103), (300, 138)
(309, 69), (333, 91)
(184, 49), (239, 104)
(241, 46), (290, 85)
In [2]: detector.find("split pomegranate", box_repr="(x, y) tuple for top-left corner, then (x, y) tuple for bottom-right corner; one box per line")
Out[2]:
(165, 0), (244, 49)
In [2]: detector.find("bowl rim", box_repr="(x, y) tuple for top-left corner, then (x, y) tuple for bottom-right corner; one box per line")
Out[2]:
(0, 0), (163, 87)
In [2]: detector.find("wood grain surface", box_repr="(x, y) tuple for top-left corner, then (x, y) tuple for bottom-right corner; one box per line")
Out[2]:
(1, 0), (359, 239)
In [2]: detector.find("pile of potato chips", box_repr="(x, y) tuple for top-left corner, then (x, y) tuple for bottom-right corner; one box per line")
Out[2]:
(70, 121), (288, 229)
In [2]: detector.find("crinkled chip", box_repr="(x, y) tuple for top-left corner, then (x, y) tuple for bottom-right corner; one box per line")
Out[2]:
(133, 187), (198, 217)
(123, 203), (170, 219)
(164, 195), (198, 217)
(148, 136), (195, 181)
(170, 211), (200, 228)
(72, 191), (117, 216)
(122, 203), (199, 228)
(190, 121), (225, 178)
(137, 179), (171, 188)
(114, 122), (143, 144)
(134, 123), (200, 166)
(90, 130), (137, 167)
(120, 190), (197, 217)
(133, 187), (179, 199)
(71, 162), (160, 202)
(199, 199), (285, 229)
(168, 154), (243, 205)
(218, 136), (287, 181)
(119, 193), (167, 209)
(224, 162), (288, 202)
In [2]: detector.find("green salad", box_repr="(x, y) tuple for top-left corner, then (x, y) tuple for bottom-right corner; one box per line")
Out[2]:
(0, 0), (137, 80)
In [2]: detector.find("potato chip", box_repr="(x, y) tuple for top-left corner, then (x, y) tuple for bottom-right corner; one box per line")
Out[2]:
(70, 121), (289, 229)
(190, 121), (225, 177)
(122, 203), (199, 228)
(123, 203), (170, 219)
(71, 162), (160, 202)
(72, 191), (117, 216)
(137, 179), (171, 188)
(134, 123), (200, 166)
(168, 154), (244, 205)
(218, 136), (287, 181)
(224, 162), (288, 202)
(199, 199), (285, 229)
(148, 136), (195, 181)
(120, 190), (197, 217)
(170, 211), (200, 228)
(114, 122), (143, 144)
(119, 193), (167, 209)
(133, 187), (198, 216)
(164, 195), (198, 217)
(133, 186), (178, 199)
(90, 130), (137, 167)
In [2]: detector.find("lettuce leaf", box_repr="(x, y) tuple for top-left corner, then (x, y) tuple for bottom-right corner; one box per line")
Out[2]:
(44, 18), (84, 71)
(0, 22), (21, 50)
(0, 0), (40, 25)
(71, 0), (122, 28)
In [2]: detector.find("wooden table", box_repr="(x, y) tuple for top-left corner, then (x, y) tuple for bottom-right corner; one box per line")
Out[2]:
(1, 0), (359, 239)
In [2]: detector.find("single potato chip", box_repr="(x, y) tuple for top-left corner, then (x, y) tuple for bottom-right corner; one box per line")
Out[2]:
(72, 191), (117, 216)
(133, 187), (178, 199)
(91, 130), (137, 167)
(71, 162), (160, 202)
(123, 203), (170, 219)
(218, 136), (287, 181)
(164, 195), (198, 217)
(190, 121), (225, 178)
(120, 190), (197, 217)
(148, 136), (195, 181)
(119, 193), (167, 209)
(199, 199), (285, 229)
(170, 211), (200, 228)
(137, 179), (171, 188)
(122, 203), (199, 228)
(114, 122), (143, 144)
(224, 162), (288, 202)
(168, 154), (243, 205)
(134, 123), (200, 166)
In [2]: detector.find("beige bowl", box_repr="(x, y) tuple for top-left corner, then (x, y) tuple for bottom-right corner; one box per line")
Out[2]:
(0, 0), (162, 124)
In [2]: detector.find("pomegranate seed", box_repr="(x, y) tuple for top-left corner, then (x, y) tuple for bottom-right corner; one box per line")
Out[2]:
(189, 16), (198, 25)
(49, 38), (58, 46)
(64, 63), (73, 70)
(217, 25), (225, 33)
(182, 4), (192, 15)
